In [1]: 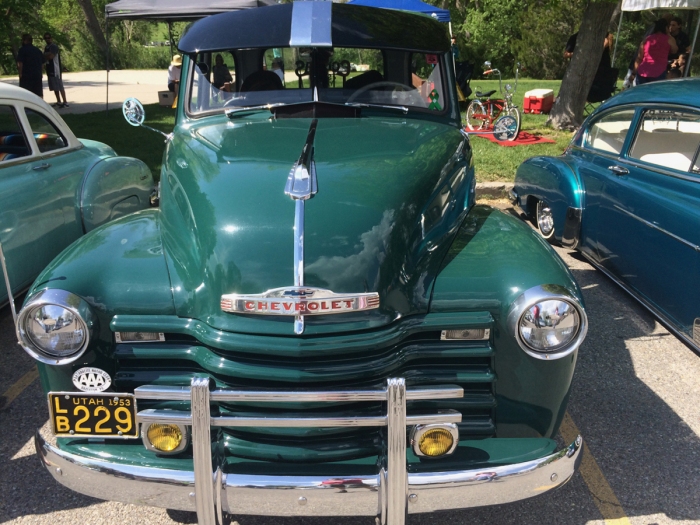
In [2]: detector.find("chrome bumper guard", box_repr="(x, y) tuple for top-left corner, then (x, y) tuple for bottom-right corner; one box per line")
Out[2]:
(36, 378), (583, 525)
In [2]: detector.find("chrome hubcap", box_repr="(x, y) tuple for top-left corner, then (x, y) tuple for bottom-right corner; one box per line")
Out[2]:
(537, 204), (554, 236)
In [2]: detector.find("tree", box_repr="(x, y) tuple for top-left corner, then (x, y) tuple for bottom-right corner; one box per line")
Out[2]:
(547, 0), (620, 130)
(76, 0), (108, 57)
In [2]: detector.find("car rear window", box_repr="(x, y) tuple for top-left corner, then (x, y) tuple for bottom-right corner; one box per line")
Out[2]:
(629, 109), (700, 173)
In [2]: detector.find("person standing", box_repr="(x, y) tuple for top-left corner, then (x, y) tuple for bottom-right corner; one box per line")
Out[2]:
(168, 55), (182, 93)
(16, 34), (45, 99)
(632, 18), (678, 85)
(43, 33), (68, 108)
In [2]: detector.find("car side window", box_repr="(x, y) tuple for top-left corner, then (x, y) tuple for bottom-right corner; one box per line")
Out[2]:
(24, 109), (67, 154)
(0, 105), (31, 162)
(629, 109), (700, 173)
(584, 109), (635, 155)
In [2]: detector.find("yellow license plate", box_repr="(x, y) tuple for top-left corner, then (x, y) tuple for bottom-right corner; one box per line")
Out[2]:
(48, 392), (138, 438)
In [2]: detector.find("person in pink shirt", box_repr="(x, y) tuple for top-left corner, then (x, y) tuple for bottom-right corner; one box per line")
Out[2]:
(632, 18), (678, 85)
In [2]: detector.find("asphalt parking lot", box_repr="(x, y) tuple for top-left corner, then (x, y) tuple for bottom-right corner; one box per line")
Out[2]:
(1, 206), (699, 525)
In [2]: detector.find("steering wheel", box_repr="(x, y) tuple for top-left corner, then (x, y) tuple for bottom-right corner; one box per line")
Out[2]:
(346, 81), (415, 103)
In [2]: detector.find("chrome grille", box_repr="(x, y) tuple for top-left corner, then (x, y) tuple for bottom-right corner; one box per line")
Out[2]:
(114, 313), (496, 463)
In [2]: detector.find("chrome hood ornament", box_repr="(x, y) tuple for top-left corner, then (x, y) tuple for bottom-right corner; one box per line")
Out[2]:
(222, 119), (379, 334)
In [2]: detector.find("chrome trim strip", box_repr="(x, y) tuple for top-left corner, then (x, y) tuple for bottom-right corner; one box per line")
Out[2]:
(406, 411), (462, 425)
(386, 378), (407, 525)
(137, 408), (461, 428)
(505, 284), (588, 360)
(285, 119), (319, 335)
(289, 1), (333, 47)
(213, 415), (388, 427)
(138, 409), (193, 425)
(135, 385), (464, 402)
(0, 241), (17, 329)
(191, 377), (216, 525)
(580, 251), (700, 357)
(36, 431), (583, 516)
(613, 205), (700, 252)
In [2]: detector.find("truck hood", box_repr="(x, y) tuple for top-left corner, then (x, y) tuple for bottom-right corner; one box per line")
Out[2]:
(159, 115), (469, 335)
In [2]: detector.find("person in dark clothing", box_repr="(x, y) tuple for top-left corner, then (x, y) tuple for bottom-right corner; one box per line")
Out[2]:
(668, 16), (690, 61)
(16, 34), (45, 99)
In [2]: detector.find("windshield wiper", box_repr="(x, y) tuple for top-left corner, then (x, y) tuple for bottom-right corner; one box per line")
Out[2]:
(344, 102), (409, 114)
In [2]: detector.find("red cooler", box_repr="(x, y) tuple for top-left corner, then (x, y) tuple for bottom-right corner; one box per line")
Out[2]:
(523, 89), (554, 114)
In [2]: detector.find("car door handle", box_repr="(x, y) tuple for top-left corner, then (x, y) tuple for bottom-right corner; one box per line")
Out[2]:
(32, 163), (51, 171)
(607, 165), (629, 176)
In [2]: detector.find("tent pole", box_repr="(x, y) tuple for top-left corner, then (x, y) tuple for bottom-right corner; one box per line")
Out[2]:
(612, 11), (623, 68)
(106, 17), (110, 113)
(686, 12), (699, 77)
(168, 22), (174, 58)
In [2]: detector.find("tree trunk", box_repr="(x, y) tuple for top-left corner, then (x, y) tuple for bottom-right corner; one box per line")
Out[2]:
(547, 0), (619, 130)
(76, 0), (109, 56)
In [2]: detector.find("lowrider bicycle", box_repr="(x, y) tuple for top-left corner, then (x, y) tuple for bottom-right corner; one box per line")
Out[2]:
(512, 79), (700, 356)
(21, 4), (586, 524)
(0, 83), (154, 307)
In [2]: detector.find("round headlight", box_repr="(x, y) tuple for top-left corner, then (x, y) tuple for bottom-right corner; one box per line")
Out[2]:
(17, 290), (94, 365)
(25, 305), (86, 357)
(519, 300), (579, 352)
(507, 285), (588, 360)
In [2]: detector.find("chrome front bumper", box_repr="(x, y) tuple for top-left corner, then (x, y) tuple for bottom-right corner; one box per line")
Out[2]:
(36, 378), (583, 524)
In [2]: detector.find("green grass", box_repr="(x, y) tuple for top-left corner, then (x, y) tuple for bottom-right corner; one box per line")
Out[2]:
(61, 104), (175, 181)
(60, 81), (573, 184)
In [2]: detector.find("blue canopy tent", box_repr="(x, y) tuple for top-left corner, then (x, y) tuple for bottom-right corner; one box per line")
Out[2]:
(347, 0), (451, 23)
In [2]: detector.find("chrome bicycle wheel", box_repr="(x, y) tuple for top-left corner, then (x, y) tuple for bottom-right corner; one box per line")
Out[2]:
(505, 105), (521, 141)
(466, 100), (487, 130)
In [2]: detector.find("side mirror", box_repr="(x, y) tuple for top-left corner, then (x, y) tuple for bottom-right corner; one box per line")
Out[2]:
(122, 98), (172, 141)
(123, 98), (146, 127)
(483, 61), (491, 68)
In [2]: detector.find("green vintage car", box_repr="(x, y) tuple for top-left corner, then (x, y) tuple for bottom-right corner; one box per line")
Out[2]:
(0, 83), (155, 308)
(23, 4), (585, 524)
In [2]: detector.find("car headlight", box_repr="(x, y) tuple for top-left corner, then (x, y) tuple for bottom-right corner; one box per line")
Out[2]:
(507, 285), (587, 360)
(17, 290), (95, 365)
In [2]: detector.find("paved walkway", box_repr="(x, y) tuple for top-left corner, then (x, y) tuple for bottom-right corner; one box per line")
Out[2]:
(1, 69), (165, 114)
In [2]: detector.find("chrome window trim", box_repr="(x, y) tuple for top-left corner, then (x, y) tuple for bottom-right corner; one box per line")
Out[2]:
(16, 289), (95, 365)
(613, 204), (700, 252)
(23, 107), (70, 155)
(410, 423), (459, 457)
(506, 284), (588, 360)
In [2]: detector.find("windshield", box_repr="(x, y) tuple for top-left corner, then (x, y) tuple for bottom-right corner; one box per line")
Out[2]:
(187, 47), (448, 116)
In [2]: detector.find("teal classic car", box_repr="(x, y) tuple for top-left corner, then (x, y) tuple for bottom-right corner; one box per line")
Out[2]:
(0, 83), (154, 309)
(512, 79), (700, 356)
(24, 4), (586, 524)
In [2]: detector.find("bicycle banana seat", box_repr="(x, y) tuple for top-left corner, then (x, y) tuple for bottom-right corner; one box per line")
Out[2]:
(476, 90), (497, 98)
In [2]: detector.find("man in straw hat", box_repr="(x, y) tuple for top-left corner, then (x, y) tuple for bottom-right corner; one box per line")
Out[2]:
(168, 55), (182, 93)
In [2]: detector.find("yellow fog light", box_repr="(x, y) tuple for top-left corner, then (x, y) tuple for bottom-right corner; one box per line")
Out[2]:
(145, 423), (185, 453)
(411, 424), (459, 458)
